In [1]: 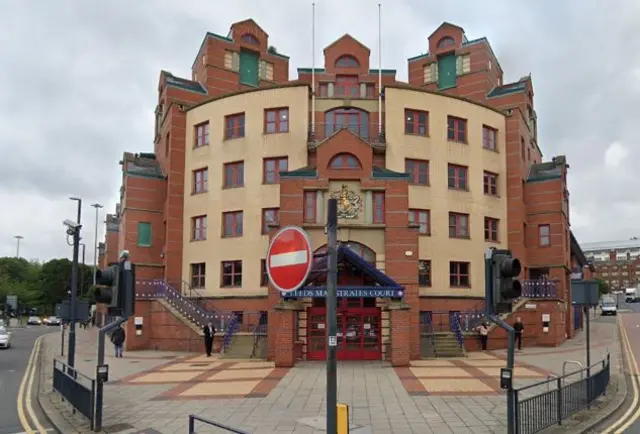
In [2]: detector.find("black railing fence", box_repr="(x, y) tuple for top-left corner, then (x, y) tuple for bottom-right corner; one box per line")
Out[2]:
(188, 414), (249, 434)
(53, 359), (96, 429)
(515, 354), (610, 434)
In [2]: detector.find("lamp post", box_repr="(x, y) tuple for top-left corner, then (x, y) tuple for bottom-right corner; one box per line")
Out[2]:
(67, 196), (82, 369)
(14, 235), (23, 258)
(79, 243), (86, 297)
(91, 203), (104, 286)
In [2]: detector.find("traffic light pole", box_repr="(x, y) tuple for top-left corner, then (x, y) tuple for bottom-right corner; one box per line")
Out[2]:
(68, 222), (81, 370)
(326, 199), (338, 434)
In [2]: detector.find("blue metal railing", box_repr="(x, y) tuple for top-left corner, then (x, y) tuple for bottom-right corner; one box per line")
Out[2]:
(222, 315), (239, 354)
(450, 312), (465, 348)
(522, 279), (557, 299)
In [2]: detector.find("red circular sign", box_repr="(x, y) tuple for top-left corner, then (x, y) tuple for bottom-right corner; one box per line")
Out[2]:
(266, 226), (313, 293)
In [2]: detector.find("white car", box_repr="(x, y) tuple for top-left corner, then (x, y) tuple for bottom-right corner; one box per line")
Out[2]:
(27, 316), (42, 325)
(601, 299), (618, 316)
(0, 327), (11, 348)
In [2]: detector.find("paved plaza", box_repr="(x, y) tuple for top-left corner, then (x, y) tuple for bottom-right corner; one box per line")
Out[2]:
(38, 315), (622, 434)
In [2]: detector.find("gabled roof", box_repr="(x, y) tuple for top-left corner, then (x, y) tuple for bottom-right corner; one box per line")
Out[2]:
(324, 33), (370, 53)
(310, 126), (375, 151)
(230, 18), (268, 37)
(160, 71), (207, 94)
(428, 22), (465, 39)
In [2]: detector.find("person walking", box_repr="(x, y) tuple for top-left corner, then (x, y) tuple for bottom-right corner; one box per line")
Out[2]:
(477, 322), (489, 351)
(203, 321), (216, 357)
(514, 317), (524, 350)
(111, 324), (126, 358)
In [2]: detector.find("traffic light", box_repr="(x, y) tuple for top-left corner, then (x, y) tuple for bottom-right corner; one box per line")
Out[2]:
(94, 260), (136, 317)
(490, 249), (522, 314)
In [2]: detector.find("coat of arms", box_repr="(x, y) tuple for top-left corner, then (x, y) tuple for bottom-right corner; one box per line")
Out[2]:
(331, 184), (362, 219)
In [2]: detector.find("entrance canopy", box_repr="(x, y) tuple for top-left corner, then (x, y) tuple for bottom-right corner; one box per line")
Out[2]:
(282, 244), (404, 298)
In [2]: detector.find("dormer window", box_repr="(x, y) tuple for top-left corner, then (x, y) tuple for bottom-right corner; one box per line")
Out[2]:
(437, 36), (455, 49)
(335, 55), (359, 68)
(329, 153), (361, 169)
(241, 34), (259, 45)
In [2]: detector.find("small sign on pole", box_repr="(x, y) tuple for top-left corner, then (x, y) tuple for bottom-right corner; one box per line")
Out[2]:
(266, 226), (314, 293)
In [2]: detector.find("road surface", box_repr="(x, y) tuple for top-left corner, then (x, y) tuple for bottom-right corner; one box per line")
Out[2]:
(0, 325), (58, 434)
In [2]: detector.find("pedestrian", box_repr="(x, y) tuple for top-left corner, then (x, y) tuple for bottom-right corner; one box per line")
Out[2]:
(203, 321), (215, 357)
(476, 322), (489, 351)
(514, 316), (524, 350)
(110, 324), (126, 358)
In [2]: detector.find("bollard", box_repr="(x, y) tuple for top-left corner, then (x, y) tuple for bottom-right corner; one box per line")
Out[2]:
(337, 403), (349, 434)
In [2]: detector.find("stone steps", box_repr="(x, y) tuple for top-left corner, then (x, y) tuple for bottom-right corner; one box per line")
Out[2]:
(221, 335), (255, 359)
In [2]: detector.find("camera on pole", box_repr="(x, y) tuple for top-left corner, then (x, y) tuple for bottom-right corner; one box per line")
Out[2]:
(490, 249), (522, 314)
(94, 252), (136, 317)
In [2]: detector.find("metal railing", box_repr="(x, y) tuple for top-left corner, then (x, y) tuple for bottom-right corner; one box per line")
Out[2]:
(53, 359), (96, 430)
(188, 414), (249, 434)
(420, 311), (486, 334)
(308, 123), (385, 147)
(222, 316), (238, 354)
(515, 354), (610, 434)
(522, 279), (557, 299)
(450, 312), (465, 348)
(252, 322), (268, 359)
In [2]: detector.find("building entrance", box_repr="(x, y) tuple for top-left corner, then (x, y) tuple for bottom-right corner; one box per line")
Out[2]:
(307, 298), (381, 361)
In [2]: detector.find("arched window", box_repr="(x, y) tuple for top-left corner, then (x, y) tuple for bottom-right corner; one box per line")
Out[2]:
(437, 36), (455, 49)
(316, 242), (376, 264)
(335, 55), (359, 68)
(329, 153), (361, 169)
(324, 107), (369, 139)
(241, 34), (260, 45)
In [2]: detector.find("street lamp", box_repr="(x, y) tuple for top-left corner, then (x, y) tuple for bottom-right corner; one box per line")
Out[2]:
(91, 203), (104, 286)
(14, 235), (23, 258)
(79, 243), (86, 296)
(67, 196), (82, 369)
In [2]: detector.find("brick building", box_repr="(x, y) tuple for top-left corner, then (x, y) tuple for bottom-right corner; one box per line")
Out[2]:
(101, 19), (590, 366)
(581, 239), (640, 291)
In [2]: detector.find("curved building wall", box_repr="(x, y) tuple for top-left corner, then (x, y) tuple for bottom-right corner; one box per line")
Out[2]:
(183, 85), (310, 296)
(384, 87), (509, 297)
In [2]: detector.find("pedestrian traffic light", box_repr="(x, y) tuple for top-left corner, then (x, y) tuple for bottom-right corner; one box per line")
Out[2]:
(94, 260), (136, 317)
(490, 249), (522, 314)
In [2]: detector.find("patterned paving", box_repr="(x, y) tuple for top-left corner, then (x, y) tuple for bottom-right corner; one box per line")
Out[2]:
(395, 351), (550, 396)
(115, 355), (290, 400)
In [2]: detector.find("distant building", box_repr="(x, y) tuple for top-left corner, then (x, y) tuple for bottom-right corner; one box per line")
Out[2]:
(581, 238), (640, 291)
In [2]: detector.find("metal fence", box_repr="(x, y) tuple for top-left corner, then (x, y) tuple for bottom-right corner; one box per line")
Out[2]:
(515, 354), (610, 434)
(52, 359), (96, 430)
(188, 414), (249, 434)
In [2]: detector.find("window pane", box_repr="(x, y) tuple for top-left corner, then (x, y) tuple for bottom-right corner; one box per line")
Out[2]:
(267, 111), (276, 122)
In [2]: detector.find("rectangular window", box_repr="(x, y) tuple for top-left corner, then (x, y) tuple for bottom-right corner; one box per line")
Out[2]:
(259, 60), (274, 81)
(483, 125), (497, 151)
(192, 215), (207, 241)
(193, 168), (208, 194)
(447, 164), (468, 190)
(195, 122), (209, 147)
(539, 224), (551, 246)
(409, 209), (430, 235)
(225, 113), (245, 140)
(263, 157), (288, 184)
(222, 211), (243, 237)
(262, 208), (279, 234)
(404, 109), (428, 136)
(373, 192), (385, 224)
(260, 259), (269, 286)
(365, 83), (375, 98)
(483, 171), (498, 196)
(137, 222), (151, 247)
(449, 213), (469, 238)
(264, 108), (289, 134)
(484, 217), (499, 242)
(447, 116), (467, 143)
(419, 260), (432, 287)
(405, 159), (429, 185)
(521, 137), (525, 160)
(450, 262), (470, 287)
(191, 263), (206, 289)
(223, 161), (244, 189)
(335, 76), (359, 97)
(221, 260), (242, 287)
(303, 191), (317, 223)
(318, 83), (329, 97)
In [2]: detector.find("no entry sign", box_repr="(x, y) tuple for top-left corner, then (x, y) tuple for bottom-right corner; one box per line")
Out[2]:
(266, 226), (313, 293)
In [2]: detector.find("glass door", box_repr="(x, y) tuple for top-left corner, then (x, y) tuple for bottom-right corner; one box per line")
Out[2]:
(362, 314), (380, 360)
(307, 309), (326, 361)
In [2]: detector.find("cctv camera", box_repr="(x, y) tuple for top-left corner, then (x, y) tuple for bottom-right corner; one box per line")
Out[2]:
(120, 250), (130, 260)
(63, 219), (79, 229)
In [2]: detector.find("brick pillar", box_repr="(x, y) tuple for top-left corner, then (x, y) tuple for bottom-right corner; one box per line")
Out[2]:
(389, 303), (411, 367)
(272, 302), (298, 368)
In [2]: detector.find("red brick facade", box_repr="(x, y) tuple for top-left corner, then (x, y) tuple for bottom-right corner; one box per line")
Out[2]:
(101, 19), (589, 363)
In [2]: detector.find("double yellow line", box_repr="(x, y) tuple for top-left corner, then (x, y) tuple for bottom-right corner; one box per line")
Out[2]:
(602, 316), (640, 433)
(16, 335), (49, 434)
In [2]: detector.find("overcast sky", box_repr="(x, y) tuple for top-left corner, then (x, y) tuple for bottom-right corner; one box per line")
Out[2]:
(1, 0), (638, 263)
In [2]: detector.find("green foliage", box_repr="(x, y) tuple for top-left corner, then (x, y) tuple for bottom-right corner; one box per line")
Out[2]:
(0, 256), (95, 314)
(595, 278), (609, 295)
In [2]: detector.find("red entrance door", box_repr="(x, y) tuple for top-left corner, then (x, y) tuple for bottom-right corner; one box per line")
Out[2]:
(307, 299), (381, 361)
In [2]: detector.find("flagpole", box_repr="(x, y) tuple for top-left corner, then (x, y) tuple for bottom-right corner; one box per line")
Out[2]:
(378, 3), (382, 134)
(311, 2), (316, 134)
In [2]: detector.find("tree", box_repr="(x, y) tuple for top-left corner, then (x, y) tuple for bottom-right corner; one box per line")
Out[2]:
(596, 278), (609, 296)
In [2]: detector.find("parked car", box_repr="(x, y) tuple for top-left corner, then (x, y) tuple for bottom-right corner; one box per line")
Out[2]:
(27, 316), (42, 325)
(601, 298), (618, 316)
(47, 316), (61, 326)
(0, 327), (11, 348)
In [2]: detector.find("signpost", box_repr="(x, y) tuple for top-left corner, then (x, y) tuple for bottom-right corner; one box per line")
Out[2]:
(266, 226), (314, 293)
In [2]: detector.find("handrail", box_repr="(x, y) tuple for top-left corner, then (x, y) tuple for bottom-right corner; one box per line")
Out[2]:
(188, 414), (249, 434)
(251, 322), (268, 358)
(222, 316), (238, 354)
(450, 312), (465, 348)
(516, 356), (607, 393)
(562, 360), (584, 385)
